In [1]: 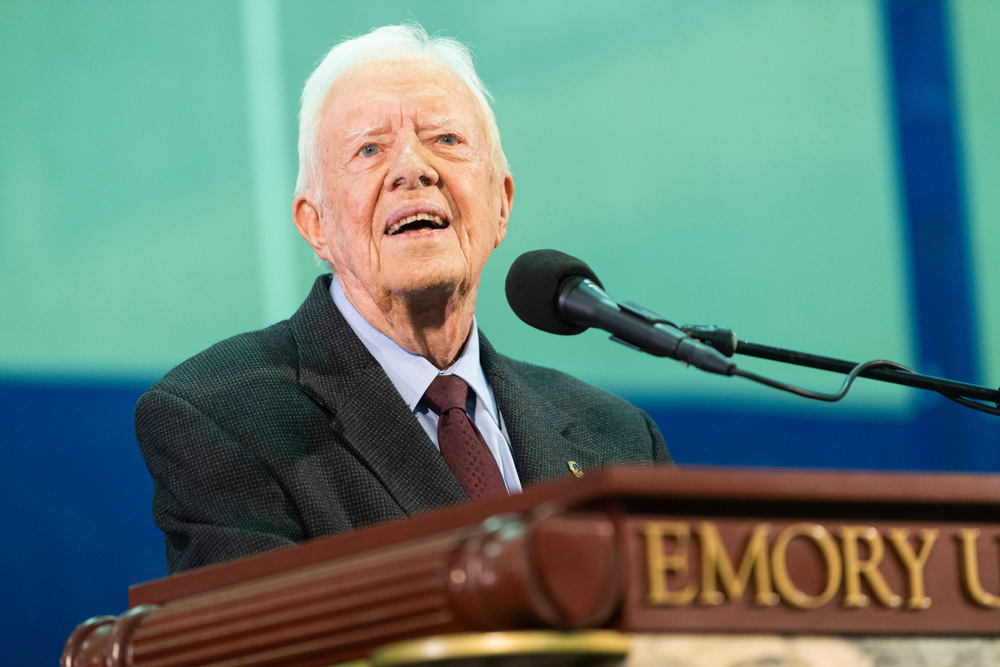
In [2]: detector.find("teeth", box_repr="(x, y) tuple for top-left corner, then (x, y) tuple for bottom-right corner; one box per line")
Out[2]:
(387, 213), (445, 235)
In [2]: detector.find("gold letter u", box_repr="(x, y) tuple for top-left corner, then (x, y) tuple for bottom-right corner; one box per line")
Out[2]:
(959, 529), (1000, 608)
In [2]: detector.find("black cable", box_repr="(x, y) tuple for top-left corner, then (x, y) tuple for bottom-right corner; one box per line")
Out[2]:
(938, 393), (1000, 416)
(733, 359), (1000, 416)
(732, 339), (999, 402)
(733, 360), (914, 402)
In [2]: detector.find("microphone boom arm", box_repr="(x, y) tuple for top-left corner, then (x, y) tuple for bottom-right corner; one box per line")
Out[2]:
(502, 248), (997, 415)
(681, 324), (1000, 409)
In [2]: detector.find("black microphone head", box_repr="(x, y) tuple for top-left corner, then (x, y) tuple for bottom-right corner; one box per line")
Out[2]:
(505, 249), (604, 335)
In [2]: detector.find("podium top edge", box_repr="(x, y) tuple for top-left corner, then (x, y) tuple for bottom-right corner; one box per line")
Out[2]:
(128, 465), (1000, 608)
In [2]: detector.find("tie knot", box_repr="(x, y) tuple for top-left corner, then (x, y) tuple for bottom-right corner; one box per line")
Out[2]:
(423, 374), (470, 416)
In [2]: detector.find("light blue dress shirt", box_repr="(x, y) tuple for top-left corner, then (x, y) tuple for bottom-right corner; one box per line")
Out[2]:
(330, 277), (522, 494)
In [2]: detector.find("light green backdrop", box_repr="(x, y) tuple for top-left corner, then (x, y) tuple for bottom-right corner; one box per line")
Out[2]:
(0, 0), (995, 413)
(953, 0), (1000, 395)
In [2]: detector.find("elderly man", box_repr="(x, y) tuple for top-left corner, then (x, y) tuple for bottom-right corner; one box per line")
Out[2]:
(136, 25), (671, 574)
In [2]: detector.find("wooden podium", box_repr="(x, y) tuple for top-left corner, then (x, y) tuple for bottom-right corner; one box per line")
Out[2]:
(62, 467), (1000, 667)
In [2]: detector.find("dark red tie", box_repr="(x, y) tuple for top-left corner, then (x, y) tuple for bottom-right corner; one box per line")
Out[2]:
(422, 375), (507, 499)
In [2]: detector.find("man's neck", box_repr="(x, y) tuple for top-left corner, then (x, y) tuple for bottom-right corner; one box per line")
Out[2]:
(335, 274), (476, 370)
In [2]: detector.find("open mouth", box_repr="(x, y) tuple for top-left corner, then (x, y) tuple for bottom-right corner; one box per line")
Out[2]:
(385, 213), (450, 236)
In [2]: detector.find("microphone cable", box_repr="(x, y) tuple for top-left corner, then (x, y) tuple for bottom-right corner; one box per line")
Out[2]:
(732, 360), (1000, 416)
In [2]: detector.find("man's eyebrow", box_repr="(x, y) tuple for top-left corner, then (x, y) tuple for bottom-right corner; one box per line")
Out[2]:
(345, 123), (391, 142)
(419, 115), (462, 131)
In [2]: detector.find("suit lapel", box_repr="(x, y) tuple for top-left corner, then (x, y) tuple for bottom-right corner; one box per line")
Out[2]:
(289, 276), (466, 515)
(479, 332), (582, 486)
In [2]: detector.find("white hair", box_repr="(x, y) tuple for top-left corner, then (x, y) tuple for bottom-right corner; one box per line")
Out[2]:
(295, 23), (508, 202)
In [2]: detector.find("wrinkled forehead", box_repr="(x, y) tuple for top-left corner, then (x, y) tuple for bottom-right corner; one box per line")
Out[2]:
(319, 56), (489, 143)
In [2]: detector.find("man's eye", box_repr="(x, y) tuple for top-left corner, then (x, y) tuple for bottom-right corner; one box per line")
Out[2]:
(359, 143), (379, 157)
(438, 134), (458, 146)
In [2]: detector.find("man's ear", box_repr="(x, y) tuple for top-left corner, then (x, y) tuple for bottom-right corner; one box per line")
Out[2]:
(293, 195), (330, 261)
(494, 172), (514, 248)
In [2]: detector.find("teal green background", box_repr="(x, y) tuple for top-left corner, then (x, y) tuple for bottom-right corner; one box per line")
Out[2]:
(1, 2), (998, 665)
(4, 0), (994, 406)
(954, 0), (1000, 389)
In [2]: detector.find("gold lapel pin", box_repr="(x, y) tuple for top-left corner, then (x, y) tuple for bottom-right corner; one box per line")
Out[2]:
(567, 461), (584, 477)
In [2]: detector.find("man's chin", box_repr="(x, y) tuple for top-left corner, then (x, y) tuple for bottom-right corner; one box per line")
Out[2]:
(382, 261), (469, 302)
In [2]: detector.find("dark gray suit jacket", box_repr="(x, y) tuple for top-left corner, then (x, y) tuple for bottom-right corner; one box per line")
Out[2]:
(136, 275), (671, 573)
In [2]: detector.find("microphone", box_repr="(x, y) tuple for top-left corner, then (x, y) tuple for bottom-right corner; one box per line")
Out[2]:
(505, 250), (735, 375)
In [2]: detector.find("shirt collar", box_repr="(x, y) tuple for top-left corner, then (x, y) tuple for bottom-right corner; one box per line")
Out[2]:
(329, 276), (497, 420)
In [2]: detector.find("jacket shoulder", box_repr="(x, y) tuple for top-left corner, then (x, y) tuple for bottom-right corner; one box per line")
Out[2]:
(145, 320), (300, 407)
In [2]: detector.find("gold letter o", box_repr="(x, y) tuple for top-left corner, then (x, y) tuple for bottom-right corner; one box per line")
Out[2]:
(771, 523), (842, 609)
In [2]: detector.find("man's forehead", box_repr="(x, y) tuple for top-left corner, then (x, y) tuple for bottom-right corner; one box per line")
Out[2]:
(337, 56), (466, 91)
(322, 58), (484, 133)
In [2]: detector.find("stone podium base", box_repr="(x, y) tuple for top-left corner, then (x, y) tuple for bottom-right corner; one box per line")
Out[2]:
(357, 632), (1000, 667)
(631, 634), (1000, 666)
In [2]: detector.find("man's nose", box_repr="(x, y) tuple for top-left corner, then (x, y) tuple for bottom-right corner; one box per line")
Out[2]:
(384, 140), (439, 191)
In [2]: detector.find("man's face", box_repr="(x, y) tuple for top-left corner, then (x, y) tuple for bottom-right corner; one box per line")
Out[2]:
(303, 57), (513, 308)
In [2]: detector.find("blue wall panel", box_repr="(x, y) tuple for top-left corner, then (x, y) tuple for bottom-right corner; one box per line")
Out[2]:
(638, 399), (999, 472)
(0, 380), (163, 666)
(2, 377), (996, 665)
(881, 0), (996, 471)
